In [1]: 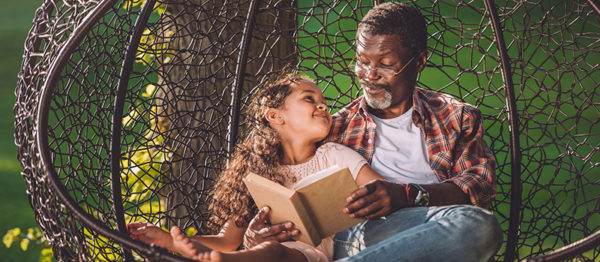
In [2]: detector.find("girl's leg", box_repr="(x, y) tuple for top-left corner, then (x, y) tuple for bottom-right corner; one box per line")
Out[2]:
(192, 241), (308, 262)
(170, 226), (210, 258)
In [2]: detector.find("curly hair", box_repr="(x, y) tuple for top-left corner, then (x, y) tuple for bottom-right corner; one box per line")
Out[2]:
(358, 2), (427, 54)
(207, 70), (313, 232)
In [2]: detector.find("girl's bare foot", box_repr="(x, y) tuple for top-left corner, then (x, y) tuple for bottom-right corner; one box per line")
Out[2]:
(170, 226), (210, 258)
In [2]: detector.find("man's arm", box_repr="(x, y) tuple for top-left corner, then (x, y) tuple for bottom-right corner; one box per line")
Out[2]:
(344, 105), (495, 218)
(443, 105), (496, 208)
(342, 180), (469, 219)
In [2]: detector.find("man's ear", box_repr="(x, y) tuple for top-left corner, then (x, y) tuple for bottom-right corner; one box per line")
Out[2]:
(265, 108), (284, 125)
(416, 50), (428, 73)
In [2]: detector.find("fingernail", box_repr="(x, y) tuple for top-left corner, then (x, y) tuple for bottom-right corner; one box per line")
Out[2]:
(343, 208), (348, 213)
(286, 222), (293, 228)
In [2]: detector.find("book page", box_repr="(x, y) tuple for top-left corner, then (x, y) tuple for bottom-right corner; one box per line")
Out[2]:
(292, 164), (341, 190)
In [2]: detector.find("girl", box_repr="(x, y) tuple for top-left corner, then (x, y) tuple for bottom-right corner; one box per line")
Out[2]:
(127, 71), (386, 262)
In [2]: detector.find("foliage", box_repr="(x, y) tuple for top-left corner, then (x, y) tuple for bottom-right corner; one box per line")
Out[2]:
(80, 0), (176, 260)
(2, 227), (54, 262)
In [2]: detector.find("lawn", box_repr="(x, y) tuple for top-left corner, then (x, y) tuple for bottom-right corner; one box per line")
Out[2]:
(0, 0), (45, 260)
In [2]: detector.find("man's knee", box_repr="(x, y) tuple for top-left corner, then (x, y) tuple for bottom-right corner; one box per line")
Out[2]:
(449, 205), (503, 259)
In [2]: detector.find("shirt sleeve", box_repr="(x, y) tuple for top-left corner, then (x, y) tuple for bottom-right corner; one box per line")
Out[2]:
(321, 142), (368, 180)
(445, 106), (497, 209)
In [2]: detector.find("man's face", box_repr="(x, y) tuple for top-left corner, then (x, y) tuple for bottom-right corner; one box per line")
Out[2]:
(354, 32), (425, 110)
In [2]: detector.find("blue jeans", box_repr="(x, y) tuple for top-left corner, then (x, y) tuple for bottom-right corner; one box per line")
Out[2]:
(333, 205), (502, 262)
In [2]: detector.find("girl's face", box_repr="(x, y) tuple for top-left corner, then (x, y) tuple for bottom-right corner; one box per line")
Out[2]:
(276, 80), (332, 143)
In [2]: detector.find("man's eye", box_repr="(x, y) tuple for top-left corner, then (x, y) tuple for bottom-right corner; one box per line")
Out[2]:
(305, 96), (314, 102)
(380, 62), (394, 67)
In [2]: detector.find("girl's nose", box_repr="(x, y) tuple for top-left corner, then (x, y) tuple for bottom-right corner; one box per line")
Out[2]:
(317, 103), (327, 111)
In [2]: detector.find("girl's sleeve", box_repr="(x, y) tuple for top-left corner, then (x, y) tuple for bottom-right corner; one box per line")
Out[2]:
(323, 142), (368, 180)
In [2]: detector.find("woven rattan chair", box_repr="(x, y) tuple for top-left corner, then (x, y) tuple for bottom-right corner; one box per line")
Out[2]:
(14, 0), (599, 261)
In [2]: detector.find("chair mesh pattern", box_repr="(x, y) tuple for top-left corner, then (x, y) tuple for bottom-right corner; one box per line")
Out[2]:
(14, 0), (599, 261)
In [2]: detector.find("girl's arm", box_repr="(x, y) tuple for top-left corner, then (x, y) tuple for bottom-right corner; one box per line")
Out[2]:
(355, 164), (387, 186)
(190, 219), (246, 252)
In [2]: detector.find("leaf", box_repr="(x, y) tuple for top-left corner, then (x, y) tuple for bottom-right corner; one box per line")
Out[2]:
(185, 227), (197, 236)
(154, 2), (167, 14)
(122, 0), (145, 10)
(3, 228), (21, 248)
(20, 238), (30, 251)
(2, 233), (14, 248)
(122, 109), (139, 127)
(26, 227), (35, 239)
(142, 84), (157, 98)
(39, 248), (54, 262)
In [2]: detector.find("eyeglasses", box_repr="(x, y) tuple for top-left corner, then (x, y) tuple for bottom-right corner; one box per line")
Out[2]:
(349, 55), (415, 77)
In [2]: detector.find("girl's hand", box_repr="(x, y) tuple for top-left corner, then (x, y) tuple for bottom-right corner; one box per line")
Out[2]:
(243, 206), (300, 248)
(127, 222), (172, 248)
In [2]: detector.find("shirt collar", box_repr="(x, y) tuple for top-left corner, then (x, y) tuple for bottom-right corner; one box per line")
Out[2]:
(411, 87), (426, 125)
(358, 96), (369, 115)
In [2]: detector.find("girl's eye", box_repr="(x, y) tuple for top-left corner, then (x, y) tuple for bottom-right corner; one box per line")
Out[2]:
(304, 96), (315, 102)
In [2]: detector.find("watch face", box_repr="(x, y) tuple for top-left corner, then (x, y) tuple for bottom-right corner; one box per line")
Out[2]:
(414, 184), (430, 207)
(418, 191), (430, 206)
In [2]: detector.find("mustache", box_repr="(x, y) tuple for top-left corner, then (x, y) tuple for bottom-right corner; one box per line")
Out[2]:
(359, 81), (391, 92)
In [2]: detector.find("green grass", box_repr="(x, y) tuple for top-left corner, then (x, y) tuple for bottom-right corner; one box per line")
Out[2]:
(0, 0), (46, 260)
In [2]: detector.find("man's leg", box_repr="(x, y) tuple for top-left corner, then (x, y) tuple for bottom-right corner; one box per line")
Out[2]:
(333, 205), (502, 262)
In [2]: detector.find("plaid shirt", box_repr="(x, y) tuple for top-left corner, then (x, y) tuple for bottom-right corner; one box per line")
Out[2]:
(328, 87), (496, 208)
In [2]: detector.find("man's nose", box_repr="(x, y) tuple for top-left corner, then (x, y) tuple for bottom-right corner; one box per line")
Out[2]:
(365, 66), (381, 80)
(317, 103), (327, 110)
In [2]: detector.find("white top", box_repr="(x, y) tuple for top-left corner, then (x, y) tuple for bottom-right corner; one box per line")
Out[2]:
(275, 142), (369, 262)
(277, 142), (368, 188)
(369, 107), (439, 185)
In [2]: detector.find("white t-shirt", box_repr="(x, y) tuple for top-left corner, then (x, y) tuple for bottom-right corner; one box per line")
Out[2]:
(275, 142), (369, 262)
(369, 107), (438, 185)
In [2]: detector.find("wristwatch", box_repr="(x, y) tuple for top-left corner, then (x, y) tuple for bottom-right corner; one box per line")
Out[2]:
(411, 184), (430, 207)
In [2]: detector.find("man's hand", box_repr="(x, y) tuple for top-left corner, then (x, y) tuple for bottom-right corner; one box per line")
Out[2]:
(243, 206), (300, 249)
(343, 180), (407, 219)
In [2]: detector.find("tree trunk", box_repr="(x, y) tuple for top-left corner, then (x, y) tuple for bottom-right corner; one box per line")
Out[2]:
(154, 0), (296, 232)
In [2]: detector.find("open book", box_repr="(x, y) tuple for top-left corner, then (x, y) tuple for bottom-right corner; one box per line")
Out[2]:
(243, 165), (364, 246)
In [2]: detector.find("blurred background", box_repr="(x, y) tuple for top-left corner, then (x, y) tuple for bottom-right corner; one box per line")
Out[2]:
(1, 0), (44, 260)
(2, 1), (598, 261)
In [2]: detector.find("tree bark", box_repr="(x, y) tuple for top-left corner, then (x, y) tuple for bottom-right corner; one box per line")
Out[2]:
(153, 0), (296, 232)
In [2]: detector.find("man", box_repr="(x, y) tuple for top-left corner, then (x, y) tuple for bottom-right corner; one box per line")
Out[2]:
(244, 2), (502, 261)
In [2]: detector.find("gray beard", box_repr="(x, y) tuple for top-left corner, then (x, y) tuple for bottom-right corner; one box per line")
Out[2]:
(365, 90), (392, 109)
